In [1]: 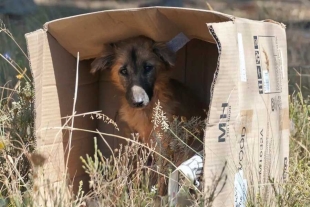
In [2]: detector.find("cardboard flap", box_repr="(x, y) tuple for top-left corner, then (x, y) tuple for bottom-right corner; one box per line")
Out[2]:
(25, 29), (66, 182)
(42, 7), (232, 60)
(204, 19), (289, 206)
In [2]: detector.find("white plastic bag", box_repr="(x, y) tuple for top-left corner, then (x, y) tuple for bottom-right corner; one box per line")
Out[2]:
(168, 154), (203, 206)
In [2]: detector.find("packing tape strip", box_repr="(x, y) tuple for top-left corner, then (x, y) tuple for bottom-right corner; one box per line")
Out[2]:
(166, 32), (190, 53)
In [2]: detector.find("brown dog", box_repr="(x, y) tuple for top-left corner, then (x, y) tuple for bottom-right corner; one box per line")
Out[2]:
(91, 36), (207, 142)
(91, 36), (207, 195)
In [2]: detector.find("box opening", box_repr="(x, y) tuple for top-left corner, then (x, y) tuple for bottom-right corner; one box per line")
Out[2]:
(27, 7), (232, 194)
(60, 38), (218, 192)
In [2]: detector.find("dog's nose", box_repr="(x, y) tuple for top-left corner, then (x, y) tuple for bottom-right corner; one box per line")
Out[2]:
(131, 85), (149, 108)
(133, 101), (144, 108)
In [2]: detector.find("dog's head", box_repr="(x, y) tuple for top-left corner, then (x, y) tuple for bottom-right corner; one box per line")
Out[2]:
(91, 36), (175, 108)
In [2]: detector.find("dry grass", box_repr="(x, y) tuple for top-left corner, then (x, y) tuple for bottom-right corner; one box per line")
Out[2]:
(0, 78), (308, 206)
(1, 2), (310, 206)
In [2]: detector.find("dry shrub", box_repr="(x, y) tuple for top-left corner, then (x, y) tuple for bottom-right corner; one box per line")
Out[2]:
(80, 137), (156, 207)
(78, 100), (230, 207)
(0, 20), (35, 204)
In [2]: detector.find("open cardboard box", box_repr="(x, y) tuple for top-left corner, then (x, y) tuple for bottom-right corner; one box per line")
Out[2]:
(25, 7), (289, 206)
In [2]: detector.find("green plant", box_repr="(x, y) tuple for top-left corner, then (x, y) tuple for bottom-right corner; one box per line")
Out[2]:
(0, 19), (35, 205)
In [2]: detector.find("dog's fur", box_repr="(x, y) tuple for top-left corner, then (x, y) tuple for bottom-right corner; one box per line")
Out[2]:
(91, 36), (207, 196)
(91, 36), (207, 144)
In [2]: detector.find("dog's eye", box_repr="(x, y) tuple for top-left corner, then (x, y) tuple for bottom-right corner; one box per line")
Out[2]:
(144, 64), (154, 73)
(119, 67), (128, 76)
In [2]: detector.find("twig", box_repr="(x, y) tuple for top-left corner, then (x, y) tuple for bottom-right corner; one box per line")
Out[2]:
(65, 52), (79, 171)
(291, 136), (310, 155)
(181, 126), (204, 145)
(206, 2), (214, 10)
(168, 128), (202, 156)
(0, 54), (31, 82)
(0, 21), (29, 60)
(97, 130), (118, 172)
(61, 111), (102, 119)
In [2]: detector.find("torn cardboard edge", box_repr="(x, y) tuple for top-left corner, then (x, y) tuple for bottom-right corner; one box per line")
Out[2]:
(262, 19), (286, 28)
(205, 24), (222, 125)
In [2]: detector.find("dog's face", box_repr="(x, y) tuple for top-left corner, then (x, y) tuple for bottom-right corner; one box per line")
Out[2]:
(91, 36), (175, 108)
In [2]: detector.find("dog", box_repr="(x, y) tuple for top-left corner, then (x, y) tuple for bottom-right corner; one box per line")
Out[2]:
(91, 36), (207, 143)
(91, 36), (207, 196)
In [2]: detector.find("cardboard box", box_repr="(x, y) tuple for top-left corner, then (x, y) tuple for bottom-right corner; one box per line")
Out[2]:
(25, 7), (289, 206)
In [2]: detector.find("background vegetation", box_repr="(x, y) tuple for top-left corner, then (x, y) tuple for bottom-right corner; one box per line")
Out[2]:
(0, 0), (309, 206)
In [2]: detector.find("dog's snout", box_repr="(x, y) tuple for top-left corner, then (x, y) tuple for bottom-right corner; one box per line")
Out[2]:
(130, 85), (150, 108)
(133, 101), (144, 108)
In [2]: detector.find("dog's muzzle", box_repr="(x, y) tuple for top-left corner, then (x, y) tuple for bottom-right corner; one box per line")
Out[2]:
(130, 85), (150, 108)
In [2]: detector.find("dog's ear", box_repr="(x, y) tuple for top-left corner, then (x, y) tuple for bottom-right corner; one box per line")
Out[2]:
(153, 42), (176, 67)
(90, 44), (115, 74)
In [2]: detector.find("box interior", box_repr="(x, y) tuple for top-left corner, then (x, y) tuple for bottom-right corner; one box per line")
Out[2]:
(49, 36), (218, 190)
(37, 8), (231, 193)
(51, 38), (219, 192)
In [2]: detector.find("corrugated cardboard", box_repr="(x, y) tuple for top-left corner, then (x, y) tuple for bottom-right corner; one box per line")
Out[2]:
(203, 19), (289, 206)
(25, 7), (289, 206)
